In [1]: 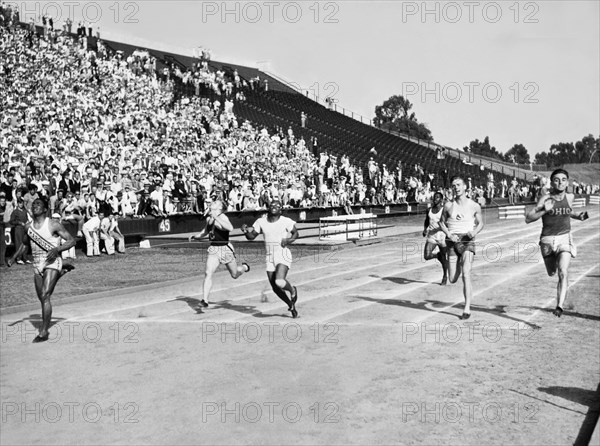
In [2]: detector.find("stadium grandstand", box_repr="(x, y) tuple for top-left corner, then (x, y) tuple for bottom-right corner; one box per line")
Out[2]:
(0, 4), (598, 255)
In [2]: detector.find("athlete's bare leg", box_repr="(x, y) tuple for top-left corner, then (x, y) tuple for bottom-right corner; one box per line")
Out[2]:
(424, 242), (448, 284)
(447, 253), (462, 284)
(543, 254), (558, 277)
(275, 264), (298, 317)
(225, 259), (249, 280)
(33, 269), (61, 342)
(423, 241), (438, 260)
(554, 252), (571, 315)
(202, 255), (221, 305)
(437, 248), (448, 284)
(267, 268), (293, 309)
(460, 251), (474, 316)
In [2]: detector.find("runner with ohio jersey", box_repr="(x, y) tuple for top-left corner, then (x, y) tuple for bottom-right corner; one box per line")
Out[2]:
(525, 168), (590, 318)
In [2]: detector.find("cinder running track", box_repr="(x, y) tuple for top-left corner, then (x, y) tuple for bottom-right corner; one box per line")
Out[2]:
(1, 208), (599, 445)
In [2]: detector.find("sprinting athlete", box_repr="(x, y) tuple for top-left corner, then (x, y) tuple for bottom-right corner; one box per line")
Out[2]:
(525, 168), (589, 317)
(7, 198), (76, 343)
(189, 200), (249, 308)
(439, 176), (484, 319)
(241, 200), (299, 318)
(423, 191), (448, 285)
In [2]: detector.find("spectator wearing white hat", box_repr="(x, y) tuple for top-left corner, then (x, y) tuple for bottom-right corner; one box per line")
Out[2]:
(121, 185), (136, 217)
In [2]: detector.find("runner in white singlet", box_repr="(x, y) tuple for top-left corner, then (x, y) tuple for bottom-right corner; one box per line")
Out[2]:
(242, 200), (300, 318)
(439, 176), (484, 320)
(422, 191), (448, 285)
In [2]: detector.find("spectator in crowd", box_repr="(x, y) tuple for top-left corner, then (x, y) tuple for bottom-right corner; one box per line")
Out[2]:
(99, 211), (115, 255)
(0, 10), (536, 259)
(108, 212), (125, 254)
(23, 184), (39, 215)
(9, 198), (29, 264)
(82, 209), (102, 257)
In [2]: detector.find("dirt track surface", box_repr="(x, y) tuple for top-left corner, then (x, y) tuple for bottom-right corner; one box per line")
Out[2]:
(1, 208), (599, 445)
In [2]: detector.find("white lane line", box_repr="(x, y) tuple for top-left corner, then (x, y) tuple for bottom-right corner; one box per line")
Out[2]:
(318, 232), (600, 324)
(66, 225), (545, 321)
(63, 224), (596, 323)
(523, 262), (600, 324)
(74, 240), (600, 326)
(147, 225), (558, 322)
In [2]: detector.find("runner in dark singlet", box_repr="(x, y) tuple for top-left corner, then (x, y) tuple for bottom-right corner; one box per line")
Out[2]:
(526, 168), (589, 317)
(189, 200), (249, 308)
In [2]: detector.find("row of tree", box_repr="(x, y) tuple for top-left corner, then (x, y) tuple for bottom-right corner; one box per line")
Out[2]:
(374, 95), (599, 167)
(463, 135), (600, 167)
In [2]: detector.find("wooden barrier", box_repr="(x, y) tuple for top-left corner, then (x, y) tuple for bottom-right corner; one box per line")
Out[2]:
(588, 196), (599, 205)
(498, 205), (526, 220)
(572, 198), (586, 208)
(319, 214), (378, 241)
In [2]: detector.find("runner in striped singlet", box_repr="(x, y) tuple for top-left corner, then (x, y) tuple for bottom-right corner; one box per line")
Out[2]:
(7, 198), (76, 343)
(526, 168), (590, 317)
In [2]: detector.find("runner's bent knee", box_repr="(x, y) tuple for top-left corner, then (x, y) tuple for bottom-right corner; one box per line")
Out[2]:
(275, 279), (287, 289)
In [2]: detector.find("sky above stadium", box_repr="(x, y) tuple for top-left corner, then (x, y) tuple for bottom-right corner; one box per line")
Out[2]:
(17, 0), (600, 156)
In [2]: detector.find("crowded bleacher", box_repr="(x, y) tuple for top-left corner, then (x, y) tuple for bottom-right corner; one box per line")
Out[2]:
(3, 3), (596, 259)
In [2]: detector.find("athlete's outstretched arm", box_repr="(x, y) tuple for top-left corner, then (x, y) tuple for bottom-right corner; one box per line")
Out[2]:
(469, 203), (484, 239)
(281, 225), (299, 248)
(526, 195), (551, 224)
(188, 225), (209, 242)
(423, 213), (430, 237)
(212, 213), (234, 232)
(241, 224), (259, 240)
(570, 211), (589, 221)
(438, 202), (456, 241)
(566, 194), (589, 221)
(47, 220), (76, 263)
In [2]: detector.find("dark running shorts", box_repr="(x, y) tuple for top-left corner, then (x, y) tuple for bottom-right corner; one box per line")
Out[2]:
(446, 234), (476, 256)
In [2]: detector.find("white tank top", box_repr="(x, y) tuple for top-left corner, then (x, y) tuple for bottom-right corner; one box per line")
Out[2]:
(447, 202), (475, 234)
(28, 218), (60, 267)
(427, 207), (443, 232)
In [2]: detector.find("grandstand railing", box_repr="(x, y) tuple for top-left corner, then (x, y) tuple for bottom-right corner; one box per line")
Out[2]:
(260, 70), (537, 182)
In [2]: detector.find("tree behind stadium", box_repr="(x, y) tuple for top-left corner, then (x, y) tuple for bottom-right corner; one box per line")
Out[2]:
(374, 95), (433, 141)
(534, 134), (599, 166)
